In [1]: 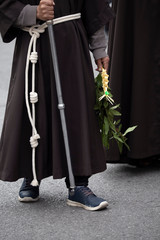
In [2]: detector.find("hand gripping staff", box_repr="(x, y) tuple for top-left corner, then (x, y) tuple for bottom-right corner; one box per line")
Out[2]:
(47, 20), (75, 192)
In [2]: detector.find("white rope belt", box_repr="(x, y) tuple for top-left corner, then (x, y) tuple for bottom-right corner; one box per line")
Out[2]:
(23, 13), (81, 186)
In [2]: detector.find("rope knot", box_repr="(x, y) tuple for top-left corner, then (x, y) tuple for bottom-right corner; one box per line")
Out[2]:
(29, 26), (39, 38)
(30, 92), (38, 103)
(29, 51), (38, 64)
(29, 25), (45, 38)
(30, 134), (40, 148)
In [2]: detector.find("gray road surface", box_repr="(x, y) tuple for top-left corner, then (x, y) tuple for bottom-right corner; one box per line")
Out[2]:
(0, 38), (160, 240)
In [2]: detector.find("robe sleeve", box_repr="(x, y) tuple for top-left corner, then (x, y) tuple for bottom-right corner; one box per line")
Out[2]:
(89, 26), (108, 60)
(15, 5), (37, 27)
(81, 0), (115, 37)
(0, 0), (26, 43)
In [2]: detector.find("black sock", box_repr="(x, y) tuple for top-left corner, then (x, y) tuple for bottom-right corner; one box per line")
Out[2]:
(65, 176), (90, 188)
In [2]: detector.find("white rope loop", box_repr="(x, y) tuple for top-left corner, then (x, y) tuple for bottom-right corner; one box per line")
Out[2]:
(28, 25), (46, 38)
(23, 13), (81, 186)
(24, 26), (42, 186)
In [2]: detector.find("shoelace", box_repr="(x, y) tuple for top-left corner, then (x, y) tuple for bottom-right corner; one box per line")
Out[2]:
(78, 187), (96, 197)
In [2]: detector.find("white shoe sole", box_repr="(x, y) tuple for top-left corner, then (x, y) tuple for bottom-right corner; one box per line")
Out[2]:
(18, 196), (39, 202)
(67, 199), (108, 211)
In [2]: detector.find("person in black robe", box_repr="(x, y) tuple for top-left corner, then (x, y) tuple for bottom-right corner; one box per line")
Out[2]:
(107, 0), (160, 167)
(0, 0), (114, 210)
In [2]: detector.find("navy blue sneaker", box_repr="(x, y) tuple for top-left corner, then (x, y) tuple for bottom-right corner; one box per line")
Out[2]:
(67, 186), (108, 211)
(18, 178), (39, 202)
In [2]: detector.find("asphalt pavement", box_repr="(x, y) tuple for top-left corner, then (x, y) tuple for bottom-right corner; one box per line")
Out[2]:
(0, 38), (160, 240)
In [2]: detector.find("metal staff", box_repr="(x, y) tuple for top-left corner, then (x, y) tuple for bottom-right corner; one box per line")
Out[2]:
(47, 20), (75, 191)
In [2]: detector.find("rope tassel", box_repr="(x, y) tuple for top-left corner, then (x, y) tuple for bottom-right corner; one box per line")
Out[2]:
(24, 26), (44, 186)
(22, 13), (81, 187)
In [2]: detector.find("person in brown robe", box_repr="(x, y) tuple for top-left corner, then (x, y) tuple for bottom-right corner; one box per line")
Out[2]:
(107, 0), (160, 167)
(0, 0), (114, 210)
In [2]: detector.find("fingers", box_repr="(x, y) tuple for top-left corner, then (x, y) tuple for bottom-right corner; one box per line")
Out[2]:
(42, 0), (55, 6)
(95, 56), (110, 72)
(102, 56), (109, 72)
(37, 0), (55, 21)
(96, 59), (103, 72)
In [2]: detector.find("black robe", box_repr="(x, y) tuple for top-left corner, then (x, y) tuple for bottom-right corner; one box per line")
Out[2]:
(0, 0), (114, 181)
(106, 0), (160, 163)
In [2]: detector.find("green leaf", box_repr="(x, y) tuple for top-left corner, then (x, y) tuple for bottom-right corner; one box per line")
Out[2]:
(102, 101), (108, 109)
(110, 104), (120, 110)
(104, 117), (109, 135)
(123, 141), (130, 151)
(94, 73), (137, 153)
(113, 133), (125, 143)
(109, 109), (122, 116)
(108, 119), (117, 132)
(117, 141), (123, 154)
(123, 126), (138, 136)
(117, 123), (122, 132)
(116, 119), (121, 125)
(102, 132), (109, 149)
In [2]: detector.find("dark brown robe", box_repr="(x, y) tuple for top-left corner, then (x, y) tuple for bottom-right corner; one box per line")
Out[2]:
(106, 0), (160, 163)
(0, 0), (114, 181)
